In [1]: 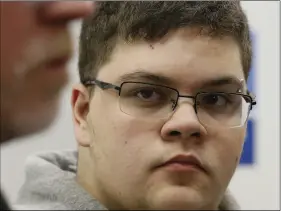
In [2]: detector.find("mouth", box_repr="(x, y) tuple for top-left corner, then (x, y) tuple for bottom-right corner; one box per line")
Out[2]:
(21, 31), (73, 76)
(158, 154), (207, 174)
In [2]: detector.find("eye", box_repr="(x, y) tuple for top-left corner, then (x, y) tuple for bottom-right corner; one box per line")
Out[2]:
(201, 93), (229, 107)
(136, 88), (161, 101)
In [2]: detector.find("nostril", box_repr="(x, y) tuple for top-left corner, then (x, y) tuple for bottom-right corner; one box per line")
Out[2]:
(169, 131), (181, 136)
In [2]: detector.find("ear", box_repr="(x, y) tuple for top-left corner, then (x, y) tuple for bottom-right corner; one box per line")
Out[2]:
(71, 83), (92, 147)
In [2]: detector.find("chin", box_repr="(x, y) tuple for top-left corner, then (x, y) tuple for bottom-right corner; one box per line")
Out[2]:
(149, 186), (210, 210)
(15, 111), (58, 138)
(11, 99), (60, 138)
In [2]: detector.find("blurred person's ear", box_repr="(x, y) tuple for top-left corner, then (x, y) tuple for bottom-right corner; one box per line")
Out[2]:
(71, 83), (92, 147)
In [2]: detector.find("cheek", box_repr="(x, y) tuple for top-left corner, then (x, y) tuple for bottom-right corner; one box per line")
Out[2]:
(206, 127), (246, 184)
(90, 108), (164, 199)
(92, 101), (166, 173)
(91, 91), (163, 148)
(108, 116), (162, 165)
(90, 95), (161, 166)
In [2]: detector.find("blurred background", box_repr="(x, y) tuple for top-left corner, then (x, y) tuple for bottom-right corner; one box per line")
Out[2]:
(0, 1), (280, 210)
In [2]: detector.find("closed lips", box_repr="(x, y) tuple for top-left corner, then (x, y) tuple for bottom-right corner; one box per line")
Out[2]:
(161, 154), (207, 173)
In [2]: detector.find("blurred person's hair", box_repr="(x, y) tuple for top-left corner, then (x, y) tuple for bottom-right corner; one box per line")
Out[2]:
(79, 1), (251, 83)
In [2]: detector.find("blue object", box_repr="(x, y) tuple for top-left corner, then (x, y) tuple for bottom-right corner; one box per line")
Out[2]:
(240, 119), (254, 164)
(239, 31), (256, 165)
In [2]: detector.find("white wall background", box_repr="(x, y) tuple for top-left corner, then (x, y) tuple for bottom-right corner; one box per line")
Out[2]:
(1, 2), (280, 210)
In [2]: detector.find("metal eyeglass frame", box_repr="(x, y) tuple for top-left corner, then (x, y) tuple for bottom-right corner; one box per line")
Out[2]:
(82, 79), (257, 114)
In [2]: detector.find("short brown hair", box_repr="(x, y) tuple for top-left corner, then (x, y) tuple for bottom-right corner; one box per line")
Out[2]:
(79, 1), (252, 82)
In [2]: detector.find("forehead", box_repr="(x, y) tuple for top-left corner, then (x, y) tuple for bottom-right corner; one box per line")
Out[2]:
(97, 28), (244, 91)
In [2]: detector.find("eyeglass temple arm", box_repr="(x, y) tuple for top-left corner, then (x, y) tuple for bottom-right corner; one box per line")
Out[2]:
(247, 91), (257, 106)
(83, 79), (120, 91)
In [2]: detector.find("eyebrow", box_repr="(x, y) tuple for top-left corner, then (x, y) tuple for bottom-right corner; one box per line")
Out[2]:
(117, 70), (244, 91)
(198, 76), (244, 90)
(117, 71), (174, 86)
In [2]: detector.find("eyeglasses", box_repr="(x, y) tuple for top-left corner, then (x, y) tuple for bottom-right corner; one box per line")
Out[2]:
(83, 79), (257, 128)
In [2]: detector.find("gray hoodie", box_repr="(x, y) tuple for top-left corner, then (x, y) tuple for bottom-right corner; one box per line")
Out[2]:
(15, 150), (240, 210)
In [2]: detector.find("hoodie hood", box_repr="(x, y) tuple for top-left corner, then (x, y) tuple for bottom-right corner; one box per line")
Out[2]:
(15, 150), (240, 210)
(15, 150), (106, 210)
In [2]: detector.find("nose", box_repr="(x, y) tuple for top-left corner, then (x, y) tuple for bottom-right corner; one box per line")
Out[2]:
(161, 102), (207, 142)
(38, 1), (94, 23)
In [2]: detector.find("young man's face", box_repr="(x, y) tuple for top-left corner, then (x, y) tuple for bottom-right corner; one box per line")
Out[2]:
(73, 29), (248, 210)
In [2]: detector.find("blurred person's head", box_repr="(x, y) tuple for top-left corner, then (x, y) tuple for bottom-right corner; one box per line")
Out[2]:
(0, 2), (94, 143)
(72, 2), (256, 210)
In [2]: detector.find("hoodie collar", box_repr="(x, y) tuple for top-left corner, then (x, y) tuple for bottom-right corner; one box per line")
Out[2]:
(16, 150), (240, 210)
